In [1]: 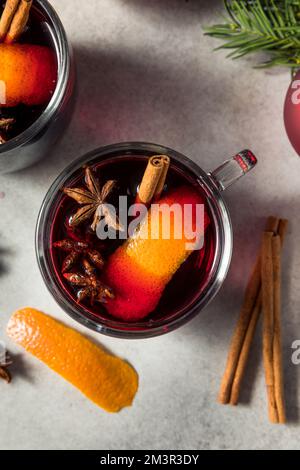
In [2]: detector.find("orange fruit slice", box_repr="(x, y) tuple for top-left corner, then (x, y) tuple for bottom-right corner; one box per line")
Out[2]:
(104, 185), (210, 320)
(7, 308), (138, 412)
(0, 44), (57, 107)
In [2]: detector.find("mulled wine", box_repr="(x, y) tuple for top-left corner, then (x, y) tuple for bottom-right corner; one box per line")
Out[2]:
(36, 143), (257, 337)
(49, 155), (216, 324)
(0, 1), (57, 143)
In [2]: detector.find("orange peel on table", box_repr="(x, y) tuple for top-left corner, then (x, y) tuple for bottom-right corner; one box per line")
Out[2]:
(7, 308), (138, 412)
(0, 44), (57, 107)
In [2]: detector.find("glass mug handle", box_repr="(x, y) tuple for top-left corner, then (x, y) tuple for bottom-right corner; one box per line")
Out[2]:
(209, 149), (257, 191)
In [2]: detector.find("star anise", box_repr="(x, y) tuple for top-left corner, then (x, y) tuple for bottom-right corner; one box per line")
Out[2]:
(0, 118), (15, 132)
(0, 351), (12, 384)
(0, 118), (15, 144)
(53, 239), (105, 273)
(64, 258), (114, 305)
(63, 166), (124, 232)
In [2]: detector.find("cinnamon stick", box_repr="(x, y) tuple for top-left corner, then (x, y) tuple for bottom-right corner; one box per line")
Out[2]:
(262, 231), (278, 423)
(272, 234), (285, 423)
(218, 216), (288, 419)
(278, 219), (288, 244)
(218, 216), (279, 405)
(138, 155), (167, 204)
(0, 0), (20, 41)
(218, 256), (261, 404)
(229, 218), (289, 406)
(262, 220), (288, 423)
(154, 155), (170, 200)
(5, 0), (32, 44)
(229, 290), (262, 406)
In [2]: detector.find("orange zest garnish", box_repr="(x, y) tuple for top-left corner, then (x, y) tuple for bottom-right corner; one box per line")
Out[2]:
(0, 44), (57, 107)
(7, 308), (138, 412)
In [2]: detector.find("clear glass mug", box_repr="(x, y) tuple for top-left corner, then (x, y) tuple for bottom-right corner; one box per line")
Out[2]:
(0, 0), (75, 173)
(36, 142), (257, 339)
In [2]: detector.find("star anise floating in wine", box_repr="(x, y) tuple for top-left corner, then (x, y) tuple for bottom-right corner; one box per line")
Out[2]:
(54, 238), (114, 305)
(54, 166), (122, 306)
(63, 165), (124, 232)
(53, 239), (105, 273)
(64, 259), (114, 305)
(0, 117), (16, 144)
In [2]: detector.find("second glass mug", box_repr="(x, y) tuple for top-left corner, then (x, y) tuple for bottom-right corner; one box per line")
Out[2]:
(0, 0), (75, 174)
(36, 142), (257, 339)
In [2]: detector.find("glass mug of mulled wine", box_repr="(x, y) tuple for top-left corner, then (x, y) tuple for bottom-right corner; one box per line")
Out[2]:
(0, 0), (75, 173)
(36, 142), (257, 339)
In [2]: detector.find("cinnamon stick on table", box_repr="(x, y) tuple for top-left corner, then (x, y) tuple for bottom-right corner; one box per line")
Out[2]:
(229, 220), (288, 407)
(262, 220), (288, 424)
(261, 231), (278, 423)
(218, 216), (279, 405)
(272, 235), (285, 423)
(229, 290), (262, 406)
(229, 217), (287, 406)
(217, 256), (261, 404)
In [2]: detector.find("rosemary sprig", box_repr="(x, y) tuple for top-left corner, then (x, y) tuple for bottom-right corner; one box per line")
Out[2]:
(204, 0), (300, 73)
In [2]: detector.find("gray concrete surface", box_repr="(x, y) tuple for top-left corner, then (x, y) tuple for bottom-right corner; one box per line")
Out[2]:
(0, 0), (299, 450)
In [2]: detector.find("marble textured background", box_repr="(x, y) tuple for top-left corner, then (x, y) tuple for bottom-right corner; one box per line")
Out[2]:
(0, 0), (300, 450)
